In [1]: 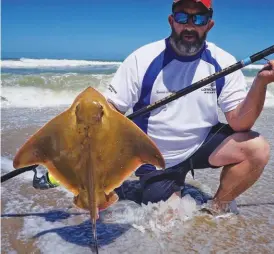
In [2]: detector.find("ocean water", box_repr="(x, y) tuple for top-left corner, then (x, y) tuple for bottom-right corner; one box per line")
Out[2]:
(1, 58), (274, 253)
(1, 58), (274, 108)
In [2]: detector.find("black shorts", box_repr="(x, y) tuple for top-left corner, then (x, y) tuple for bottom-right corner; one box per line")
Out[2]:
(115, 123), (235, 205)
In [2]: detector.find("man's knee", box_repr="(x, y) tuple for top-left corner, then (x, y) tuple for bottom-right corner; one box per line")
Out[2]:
(243, 131), (270, 166)
(209, 130), (270, 167)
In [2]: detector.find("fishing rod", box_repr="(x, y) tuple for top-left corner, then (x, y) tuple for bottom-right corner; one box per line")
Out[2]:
(1, 165), (38, 183)
(1, 45), (274, 183)
(127, 45), (274, 119)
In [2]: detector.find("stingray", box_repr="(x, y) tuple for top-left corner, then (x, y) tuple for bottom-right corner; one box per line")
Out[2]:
(13, 87), (165, 253)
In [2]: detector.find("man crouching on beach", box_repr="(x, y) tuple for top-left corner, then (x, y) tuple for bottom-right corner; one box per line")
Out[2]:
(34, 0), (274, 215)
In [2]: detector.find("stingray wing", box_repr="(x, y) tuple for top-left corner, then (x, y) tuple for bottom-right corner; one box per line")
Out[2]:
(13, 101), (88, 195)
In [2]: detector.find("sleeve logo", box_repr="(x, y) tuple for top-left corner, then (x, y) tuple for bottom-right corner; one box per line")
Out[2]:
(108, 84), (117, 94)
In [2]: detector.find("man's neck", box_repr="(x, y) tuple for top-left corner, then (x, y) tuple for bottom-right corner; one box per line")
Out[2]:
(169, 37), (205, 57)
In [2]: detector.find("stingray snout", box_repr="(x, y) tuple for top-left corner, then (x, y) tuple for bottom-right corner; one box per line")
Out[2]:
(75, 100), (104, 124)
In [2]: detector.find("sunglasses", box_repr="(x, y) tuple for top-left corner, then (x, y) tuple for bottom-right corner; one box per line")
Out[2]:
(173, 11), (212, 26)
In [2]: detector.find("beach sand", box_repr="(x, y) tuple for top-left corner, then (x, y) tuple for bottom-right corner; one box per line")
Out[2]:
(1, 106), (274, 253)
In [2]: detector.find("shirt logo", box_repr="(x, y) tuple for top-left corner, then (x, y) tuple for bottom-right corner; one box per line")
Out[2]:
(156, 89), (177, 94)
(107, 84), (117, 94)
(201, 82), (216, 94)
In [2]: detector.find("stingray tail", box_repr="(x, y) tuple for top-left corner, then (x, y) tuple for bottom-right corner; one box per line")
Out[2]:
(91, 215), (98, 254)
(87, 159), (99, 254)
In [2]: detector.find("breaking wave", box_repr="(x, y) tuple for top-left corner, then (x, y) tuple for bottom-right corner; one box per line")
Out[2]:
(1, 58), (122, 69)
(1, 59), (273, 109)
(1, 73), (113, 108)
(1, 58), (265, 70)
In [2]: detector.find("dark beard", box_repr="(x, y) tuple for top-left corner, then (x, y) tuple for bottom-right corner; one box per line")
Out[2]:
(170, 28), (207, 56)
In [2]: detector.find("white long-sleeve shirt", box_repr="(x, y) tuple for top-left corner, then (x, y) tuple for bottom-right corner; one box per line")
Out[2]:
(103, 38), (247, 169)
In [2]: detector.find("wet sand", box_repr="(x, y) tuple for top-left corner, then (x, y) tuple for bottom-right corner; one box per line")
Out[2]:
(1, 106), (274, 253)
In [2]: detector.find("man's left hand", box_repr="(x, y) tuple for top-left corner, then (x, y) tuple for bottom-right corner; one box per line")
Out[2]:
(256, 60), (274, 86)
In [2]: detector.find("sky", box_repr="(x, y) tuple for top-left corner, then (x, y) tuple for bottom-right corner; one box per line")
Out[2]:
(2, 0), (274, 61)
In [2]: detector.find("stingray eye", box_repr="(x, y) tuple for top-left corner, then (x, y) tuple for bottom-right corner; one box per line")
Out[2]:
(75, 103), (84, 123)
(99, 104), (104, 117)
(75, 103), (80, 114)
(98, 103), (104, 119)
(101, 108), (104, 118)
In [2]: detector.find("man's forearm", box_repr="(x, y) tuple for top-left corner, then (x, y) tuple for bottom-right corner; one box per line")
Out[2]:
(227, 78), (267, 131)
